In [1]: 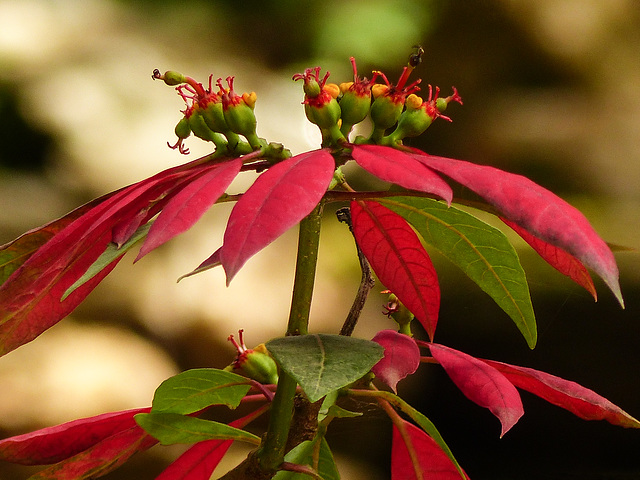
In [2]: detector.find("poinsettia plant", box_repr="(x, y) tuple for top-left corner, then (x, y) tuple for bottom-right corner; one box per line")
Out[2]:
(0, 48), (636, 479)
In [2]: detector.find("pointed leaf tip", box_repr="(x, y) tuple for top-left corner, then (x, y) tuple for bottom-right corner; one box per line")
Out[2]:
(430, 343), (524, 437)
(413, 152), (623, 307)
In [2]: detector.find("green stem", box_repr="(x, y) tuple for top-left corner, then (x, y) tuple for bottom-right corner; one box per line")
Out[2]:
(258, 201), (324, 471)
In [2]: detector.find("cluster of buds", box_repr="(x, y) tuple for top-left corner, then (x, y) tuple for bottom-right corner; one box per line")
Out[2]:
(152, 69), (290, 161)
(293, 47), (462, 148)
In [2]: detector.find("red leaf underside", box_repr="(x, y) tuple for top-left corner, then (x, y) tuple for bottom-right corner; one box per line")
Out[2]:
(0, 159), (219, 355)
(351, 145), (453, 204)
(429, 343), (523, 437)
(501, 218), (597, 300)
(27, 426), (157, 480)
(0, 408), (150, 466)
(350, 200), (440, 339)
(412, 151), (622, 306)
(482, 359), (640, 428)
(371, 330), (421, 393)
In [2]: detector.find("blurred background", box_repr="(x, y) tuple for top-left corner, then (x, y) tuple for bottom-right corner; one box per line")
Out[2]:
(0, 0), (639, 478)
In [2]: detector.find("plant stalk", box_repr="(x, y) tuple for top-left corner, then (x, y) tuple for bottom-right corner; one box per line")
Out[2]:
(258, 201), (324, 472)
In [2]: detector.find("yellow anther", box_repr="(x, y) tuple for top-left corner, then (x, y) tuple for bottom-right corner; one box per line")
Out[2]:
(325, 83), (341, 99)
(242, 91), (257, 109)
(372, 84), (389, 98)
(339, 81), (354, 93)
(405, 93), (424, 110)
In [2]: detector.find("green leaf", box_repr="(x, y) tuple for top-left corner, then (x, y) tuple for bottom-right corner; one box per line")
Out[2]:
(274, 437), (340, 480)
(151, 368), (251, 415)
(379, 196), (537, 348)
(134, 413), (260, 446)
(61, 222), (151, 301)
(266, 335), (384, 402)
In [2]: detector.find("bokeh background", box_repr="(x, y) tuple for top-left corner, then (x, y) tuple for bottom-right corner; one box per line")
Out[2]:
(1, 1), (639, 478)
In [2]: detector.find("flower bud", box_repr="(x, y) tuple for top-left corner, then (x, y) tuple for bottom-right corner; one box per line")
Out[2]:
(218, 77), (263, 150)
(293, 67), (345, 146)
(152, 69), (185, 86)
(337, 57), (375, 137)
(226, 330), (279, 385)
(382, 291), (414, 336)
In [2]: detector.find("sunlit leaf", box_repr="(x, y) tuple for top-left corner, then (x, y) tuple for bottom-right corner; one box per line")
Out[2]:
(266, 334), (384, 402)
(380, 196), (537, 348)
(0, 156), (222, 356)
(0, 195), (113, 287)
(134, 413), (260, 446)
(351, 144), (453, 204)
(429, 343), (524, 437)
(351, 200), (440, 339)
(150, 368), (251, 415)
(483, 359), (640, 428)
(411, 151), (623, 307)
(220, 149), (335, 284)
(371, 330), (420, 393)
(137, 158), (242, 260)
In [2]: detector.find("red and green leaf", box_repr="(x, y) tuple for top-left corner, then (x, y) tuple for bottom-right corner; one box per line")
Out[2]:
(429, 343), (524, 437)
(379, 196), (536, 347)
(391, 418), (470, 480)
(501, 218), (597, 300)
(0, 157), (227, 356)
(482, 359), (640, 428)
(350, 200), (440, 339)
(371, 330), (421, 393)
(351, 144), (453, 204)
(0, 408), (149, 466)
(220, 149), (335, 284)
(411, 151), (623, 307)
(0, 194), (118, 287)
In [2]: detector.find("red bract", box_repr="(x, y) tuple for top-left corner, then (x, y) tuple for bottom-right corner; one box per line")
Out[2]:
(371, 329), (421, 393)
(351, 144), (453, 204)
(136, 158), (243, 260)
(0, 408), (157, 480)
(0, 408), (150, 466)
(0, 156), (232, 356)
(392, 418), (470, 480)
(500, 217), (597, 300)
(220, 149), (335, 284)
(429, 343), (524, 437)
(410, 150), (623, 307)
(350, 200), (440, 339)
(482, 359), (640, 428)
